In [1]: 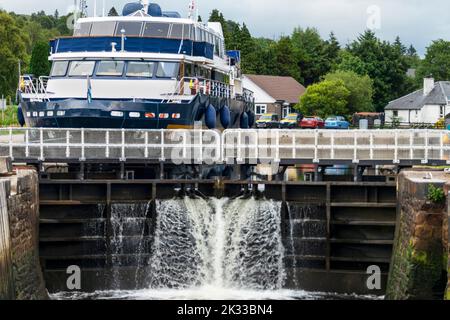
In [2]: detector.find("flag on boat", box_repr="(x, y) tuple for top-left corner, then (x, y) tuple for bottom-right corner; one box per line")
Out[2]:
(87, 76), (92, 104)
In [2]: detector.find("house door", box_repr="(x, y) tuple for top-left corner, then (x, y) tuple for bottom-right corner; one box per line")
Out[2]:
(282, 106), (291, 118)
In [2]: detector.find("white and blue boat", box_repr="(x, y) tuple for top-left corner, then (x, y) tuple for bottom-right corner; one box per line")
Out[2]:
(18, 1), (255, 129)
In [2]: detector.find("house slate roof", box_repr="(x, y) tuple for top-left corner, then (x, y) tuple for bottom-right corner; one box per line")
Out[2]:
(245, 75), (306, 105)
(385, 81), (450, 110)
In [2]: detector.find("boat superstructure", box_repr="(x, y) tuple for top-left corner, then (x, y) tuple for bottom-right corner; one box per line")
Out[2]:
(18, 1), (255, 129)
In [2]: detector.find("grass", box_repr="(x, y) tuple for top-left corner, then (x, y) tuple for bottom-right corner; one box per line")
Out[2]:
(0, 105), (19, 127)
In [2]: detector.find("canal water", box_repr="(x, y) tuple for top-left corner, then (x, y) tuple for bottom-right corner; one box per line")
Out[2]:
(52, 197), (381, 300)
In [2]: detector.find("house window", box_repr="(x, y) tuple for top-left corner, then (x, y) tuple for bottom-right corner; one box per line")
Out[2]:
(393, 110), (398, 117)
(255, 105), (266, 115)
(440, 106), (445, 118)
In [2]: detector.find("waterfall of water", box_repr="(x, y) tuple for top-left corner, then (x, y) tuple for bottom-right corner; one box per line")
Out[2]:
(147, 197), (285, 291)
(287, 205), (299, 288)
(110, 202), (151, 289)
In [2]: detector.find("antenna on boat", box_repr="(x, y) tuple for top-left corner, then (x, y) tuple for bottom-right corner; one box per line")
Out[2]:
(140, 0), (150, 13)
(102, 0), (106, 16)
(93, 0), (97, 17)
(188, 0), (196, 20)
(79, 0), (88, 17)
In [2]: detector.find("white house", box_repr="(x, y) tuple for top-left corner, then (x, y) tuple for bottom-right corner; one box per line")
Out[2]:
(385, 78), (450, 125)
(242, 75), (306, 119)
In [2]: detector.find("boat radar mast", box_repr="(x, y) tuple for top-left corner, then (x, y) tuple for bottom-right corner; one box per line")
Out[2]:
(188, 0), (196, 20)
(140, 0), (150, 12)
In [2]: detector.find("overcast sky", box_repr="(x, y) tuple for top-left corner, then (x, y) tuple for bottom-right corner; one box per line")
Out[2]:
(1, 0), (449, 55)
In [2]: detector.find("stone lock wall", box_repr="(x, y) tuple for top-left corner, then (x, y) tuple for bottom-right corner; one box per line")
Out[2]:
(387, 171), (448, 300)
(0, 160), (48, 300)
(446, 196), (450, 300)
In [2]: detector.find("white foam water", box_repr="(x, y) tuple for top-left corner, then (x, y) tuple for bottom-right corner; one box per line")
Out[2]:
(52, 197), (379, 300)
(146, 197), (285, 292)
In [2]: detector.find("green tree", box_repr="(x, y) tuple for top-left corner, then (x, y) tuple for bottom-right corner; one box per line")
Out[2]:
(324, 70), (374, 114)
(417, 39), (450, 81)
(347, 30), (410, 111)
(295, 79), (350, 118)
(275, 36), (300, 80)
(239, 23), (256, 73)
(108, 7), (119, 17)
(335, 50), (368, 75)
(0, 11), (29, 98)
(246, 38), (278, 75)
(29, 41), (51, 77)
(208, 10), (233, 50)
(291, 27), (338, 86)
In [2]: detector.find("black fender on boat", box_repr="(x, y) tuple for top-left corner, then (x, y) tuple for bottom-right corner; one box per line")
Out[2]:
(17, 105), (25, 127)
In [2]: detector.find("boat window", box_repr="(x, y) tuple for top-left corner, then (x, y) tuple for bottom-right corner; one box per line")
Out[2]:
(212, 70), (226, 83)
(190, 26), (195, 41)
(90, 21), (116, 36)
(202, 30), (207, 42)
(184, 63), (194, 77)
(183, 25), (191, 40)
(156, 62), (180, 78)
(126, 62), (155, 78)
(96, 61), (125, 77)
(115, 22), (142, 36)
(169, 24), (183, 39)
(195, 27), (201, 41)
(74, 22), (92, 36)
(214, 37), (221, 56)
(51, 61), (69, 77)
(68, 61), (96, 77)
(143, 22), (170, 38)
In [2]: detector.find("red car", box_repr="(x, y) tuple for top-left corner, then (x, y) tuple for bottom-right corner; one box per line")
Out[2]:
(300, 116), (325, 129)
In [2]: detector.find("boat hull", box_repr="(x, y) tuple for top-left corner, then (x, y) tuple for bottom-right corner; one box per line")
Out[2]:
(20, 95), (251, 129)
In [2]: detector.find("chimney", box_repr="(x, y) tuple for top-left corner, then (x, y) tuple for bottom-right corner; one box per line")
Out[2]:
(423, 77), (435, 96)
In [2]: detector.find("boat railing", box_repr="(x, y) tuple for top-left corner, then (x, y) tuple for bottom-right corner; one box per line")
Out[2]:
(19, 75), (50, 102)
(162, 77), (232, 103)
(236, 88), (255, 104)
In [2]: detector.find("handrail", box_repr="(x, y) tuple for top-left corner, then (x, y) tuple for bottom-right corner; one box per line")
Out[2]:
(19, 76), (50, 102)
(1, 128), (450, 165)
(162, 77), (232, 103)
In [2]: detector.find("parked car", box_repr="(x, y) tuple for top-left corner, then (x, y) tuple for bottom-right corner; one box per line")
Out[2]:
(256, 113), (280, 129)
(300, 116), (325, 129)
(280, 113), (304, 129)
(325, 116), (350, 129)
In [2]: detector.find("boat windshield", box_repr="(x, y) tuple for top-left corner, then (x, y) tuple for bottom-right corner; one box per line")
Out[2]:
(51, 61), (69, 77)
(68, 61), (95, 77)
(156, 62), (179, 78)
(126, 62), (155, 78)
(115, 22), (142, 36)
(143, 22), (170, 38)
(96, 61), (125, 77)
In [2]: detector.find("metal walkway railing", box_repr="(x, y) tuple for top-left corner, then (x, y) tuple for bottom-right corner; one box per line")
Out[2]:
(1, 128), (450, 165)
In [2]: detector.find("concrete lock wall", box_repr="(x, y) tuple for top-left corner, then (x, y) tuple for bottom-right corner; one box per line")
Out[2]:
(0, 158), (47, 300)
(387, 171), (449, 300)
